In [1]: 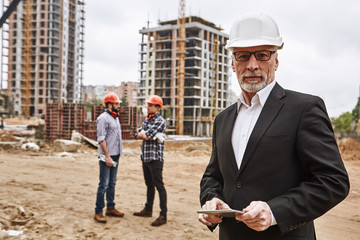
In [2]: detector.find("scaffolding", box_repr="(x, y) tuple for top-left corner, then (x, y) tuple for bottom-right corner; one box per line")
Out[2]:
(2, 0), (85, 117)
(138, 16), (230, 136)
(46, 104), (139, 141)
(0, 0), (10, 92)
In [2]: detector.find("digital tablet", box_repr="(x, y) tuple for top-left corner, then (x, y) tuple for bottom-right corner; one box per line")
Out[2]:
(197, 209), (244, 218)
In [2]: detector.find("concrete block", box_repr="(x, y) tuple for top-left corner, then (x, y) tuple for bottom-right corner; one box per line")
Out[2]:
(53, 139), (81, 152)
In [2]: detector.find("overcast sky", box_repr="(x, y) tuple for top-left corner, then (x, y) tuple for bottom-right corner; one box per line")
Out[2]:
(84, 0), (360, 118)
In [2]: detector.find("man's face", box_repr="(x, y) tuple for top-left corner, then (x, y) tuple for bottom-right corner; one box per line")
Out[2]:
(231, 45), (279, 93)
(111, 103), (120, 112)
(147, 103), (158, 114)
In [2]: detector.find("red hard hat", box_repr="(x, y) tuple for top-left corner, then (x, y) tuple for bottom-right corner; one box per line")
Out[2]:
(103, 93), (121, 104)
(146, 95), (163, 108)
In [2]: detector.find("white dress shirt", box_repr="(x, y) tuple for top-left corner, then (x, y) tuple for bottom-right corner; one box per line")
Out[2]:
(232, 81), (276, 169)
(231, 80), (277, 225)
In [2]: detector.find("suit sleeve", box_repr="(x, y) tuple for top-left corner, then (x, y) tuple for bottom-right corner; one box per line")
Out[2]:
(268, 97), (350, 234)
(200, 116), (225, 206)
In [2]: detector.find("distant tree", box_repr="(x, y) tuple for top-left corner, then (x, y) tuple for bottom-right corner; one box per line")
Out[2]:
(86, 98), (102, 112)
(120, 97), (128, 107)
(351, 99), (359, 123)
(331, 112), (354, 133)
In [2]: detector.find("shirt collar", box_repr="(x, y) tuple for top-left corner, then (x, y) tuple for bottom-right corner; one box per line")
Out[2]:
(237, 81), (276, 113)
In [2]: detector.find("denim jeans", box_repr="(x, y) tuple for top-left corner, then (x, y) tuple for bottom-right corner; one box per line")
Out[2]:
(95, 154), (120, 214)
(142, 160), (167, 216)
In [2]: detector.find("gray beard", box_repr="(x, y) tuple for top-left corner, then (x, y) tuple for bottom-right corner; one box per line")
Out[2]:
(240, 80), (268, 93)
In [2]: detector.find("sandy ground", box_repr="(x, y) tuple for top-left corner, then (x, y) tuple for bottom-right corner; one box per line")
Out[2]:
(0, 139), (359, 240)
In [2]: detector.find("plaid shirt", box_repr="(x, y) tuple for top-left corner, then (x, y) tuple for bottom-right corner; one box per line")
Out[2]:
(138, 113), (166, 162)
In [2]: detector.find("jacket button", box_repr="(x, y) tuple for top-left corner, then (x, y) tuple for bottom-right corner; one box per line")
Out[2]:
(236, 182), (242, 189)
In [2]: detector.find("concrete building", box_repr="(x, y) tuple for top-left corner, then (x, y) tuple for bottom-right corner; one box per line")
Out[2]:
(1, 0), (85, 117)
(117, 81), (138, 107)
(139, 16), (230, 136)
(82, 82), (138, 107)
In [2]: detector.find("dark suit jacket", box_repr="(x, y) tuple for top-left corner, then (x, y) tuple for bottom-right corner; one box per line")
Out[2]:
(200, 83), (349, 240)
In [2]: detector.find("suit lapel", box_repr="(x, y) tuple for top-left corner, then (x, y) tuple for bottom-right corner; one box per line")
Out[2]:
(238, 83), (285, 175)
(222, 103), (239, 172)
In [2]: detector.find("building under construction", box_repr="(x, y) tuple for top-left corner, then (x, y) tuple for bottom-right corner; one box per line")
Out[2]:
(138, 16), (230, 136)
(1, 0), (85, 117)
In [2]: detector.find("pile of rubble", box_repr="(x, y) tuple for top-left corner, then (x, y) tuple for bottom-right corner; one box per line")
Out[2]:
(338, 138), (360, 161)
(0, 131), (19, 142)
(0, 202), (50, 239)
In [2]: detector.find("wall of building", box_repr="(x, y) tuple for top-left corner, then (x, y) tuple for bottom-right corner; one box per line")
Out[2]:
(138, 17), (230, 136)
(2, 0), (85, 117)
(82, 82), (139, 107)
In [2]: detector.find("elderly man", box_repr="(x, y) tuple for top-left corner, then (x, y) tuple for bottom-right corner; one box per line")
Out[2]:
(198, 12), (349, 240)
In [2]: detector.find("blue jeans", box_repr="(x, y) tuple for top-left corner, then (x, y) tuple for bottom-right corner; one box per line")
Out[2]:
(95, 154), (120, 214)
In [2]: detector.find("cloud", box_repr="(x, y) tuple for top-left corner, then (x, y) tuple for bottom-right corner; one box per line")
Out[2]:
(83, 0), (360, 117)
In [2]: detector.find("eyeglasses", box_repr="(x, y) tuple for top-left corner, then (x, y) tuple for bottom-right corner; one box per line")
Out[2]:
(233, 50), (277, 62)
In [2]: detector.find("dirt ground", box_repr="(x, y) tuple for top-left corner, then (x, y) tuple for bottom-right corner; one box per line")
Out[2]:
(0, 133), (359, 239)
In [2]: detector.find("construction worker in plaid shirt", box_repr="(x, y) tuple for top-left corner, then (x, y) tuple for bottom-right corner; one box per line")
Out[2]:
(134, 95), (167, 227)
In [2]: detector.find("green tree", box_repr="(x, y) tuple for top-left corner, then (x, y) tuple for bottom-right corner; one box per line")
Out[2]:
(351, 99), (359, 123)
(120, 97), (128, 107)
(331, 112), (354, 133)
(86, 98), (102, 112)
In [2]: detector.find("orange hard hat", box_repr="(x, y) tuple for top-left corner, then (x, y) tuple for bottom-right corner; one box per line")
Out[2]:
(103, 93), (121, 104)
(146, 95), (163, 108)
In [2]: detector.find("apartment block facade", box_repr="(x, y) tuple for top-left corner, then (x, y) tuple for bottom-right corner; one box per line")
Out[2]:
(139, 16), (230, 136)
(1, 0), (85, 117)
(83, 82), (138, 107)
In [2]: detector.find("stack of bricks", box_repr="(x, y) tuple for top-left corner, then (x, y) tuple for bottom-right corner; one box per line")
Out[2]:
(45, 104), (139, 141)
(89, 106), (138, 140)
(45, 103), (86, 141)
(118, 107), (138, 140)
(45, 103), (63, 141)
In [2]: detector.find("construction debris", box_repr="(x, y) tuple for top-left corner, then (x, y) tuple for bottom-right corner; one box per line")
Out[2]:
(71, 130), (82, 143)
(0, 142), (21, 150)
(0, 131), (19, 142)
(71, 130), (97, 148)
(1, 229), (23, 238)
(338, 137), (360, 161)
(53, 139), (81, 152)
(81, 135), (97, 148)
(21, 142), (40, 151)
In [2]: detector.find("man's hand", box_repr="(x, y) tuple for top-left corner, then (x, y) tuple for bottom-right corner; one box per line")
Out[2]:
(198, 198), (230, 226)
(105, 155), (113, 167)
(137, 130), (149, 140)
(235, 201), (272, 231)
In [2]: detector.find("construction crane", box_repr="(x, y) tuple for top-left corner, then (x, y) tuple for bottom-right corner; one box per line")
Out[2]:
(0, 0), (22, 118)
(23, 0), (32, 119)
(0, 0), (22, 91)
(0, 0), (21, 28)
(0, 0), (31, 119)
(210, 34), (219, 135)
(176, 0), (185, 135)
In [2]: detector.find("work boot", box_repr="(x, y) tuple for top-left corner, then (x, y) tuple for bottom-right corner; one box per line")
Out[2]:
(94, 213), (106, 223)
(106, 208), (125, 217)
(151, 215), (167, 226)
(133, 208), (152, 217)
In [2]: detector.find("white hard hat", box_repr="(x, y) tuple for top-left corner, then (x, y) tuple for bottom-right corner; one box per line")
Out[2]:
(225, 12), (284, 51)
